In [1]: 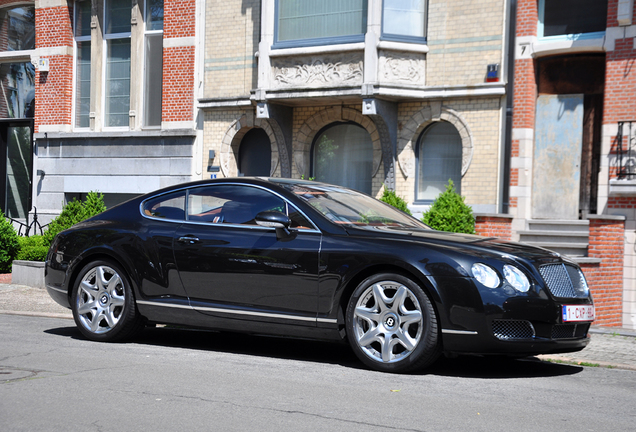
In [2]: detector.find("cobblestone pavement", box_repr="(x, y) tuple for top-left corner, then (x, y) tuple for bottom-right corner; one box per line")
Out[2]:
(1, 281), (635, 370)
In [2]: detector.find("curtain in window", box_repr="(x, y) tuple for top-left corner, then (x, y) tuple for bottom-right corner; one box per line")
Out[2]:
(383, 0), (426, 38)
(277, 0), (367, 42)
(75, 42), (91, 127)
(313, 123), (373, 195)
(417, 122), (462, 201)
(105, 39), (131, 127)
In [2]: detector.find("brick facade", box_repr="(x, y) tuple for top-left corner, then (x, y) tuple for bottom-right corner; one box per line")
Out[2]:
(475, 215), (513, 240)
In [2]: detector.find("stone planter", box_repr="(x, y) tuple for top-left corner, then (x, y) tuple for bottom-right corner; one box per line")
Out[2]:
(11, 260), (45, 289)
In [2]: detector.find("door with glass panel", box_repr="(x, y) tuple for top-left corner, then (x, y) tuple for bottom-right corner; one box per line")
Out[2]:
(0, 121), (33, 220)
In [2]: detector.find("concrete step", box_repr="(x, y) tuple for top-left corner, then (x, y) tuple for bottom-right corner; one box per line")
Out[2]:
(527, 219), (590, 232)
(518, 230), (589, 244)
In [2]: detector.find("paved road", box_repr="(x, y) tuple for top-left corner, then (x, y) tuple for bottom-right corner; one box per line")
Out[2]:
(2, 314), (636, 432)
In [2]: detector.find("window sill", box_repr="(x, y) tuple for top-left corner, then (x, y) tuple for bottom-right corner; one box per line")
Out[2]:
(532, 35), (605, 57)
(34, 129), (197, 140)
(377, 40), (429, 54)
(268, 42), (365, 57)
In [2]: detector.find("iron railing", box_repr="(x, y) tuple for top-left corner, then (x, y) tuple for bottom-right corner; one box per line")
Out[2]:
(8, 207), (48, 237)
(616, 121), (636, 180)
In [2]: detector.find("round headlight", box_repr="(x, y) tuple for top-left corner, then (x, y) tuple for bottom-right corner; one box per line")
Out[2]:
(472, 263), (500, 289)
(503, 265), (530, 293)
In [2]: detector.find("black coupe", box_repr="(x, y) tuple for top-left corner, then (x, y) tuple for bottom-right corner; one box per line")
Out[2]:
(45, 178), (594, 373)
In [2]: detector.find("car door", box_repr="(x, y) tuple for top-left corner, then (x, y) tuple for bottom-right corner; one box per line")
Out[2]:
(173, 183), (321, 326)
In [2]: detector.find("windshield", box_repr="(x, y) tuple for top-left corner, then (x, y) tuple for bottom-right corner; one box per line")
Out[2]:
(273, 180), (429, 230)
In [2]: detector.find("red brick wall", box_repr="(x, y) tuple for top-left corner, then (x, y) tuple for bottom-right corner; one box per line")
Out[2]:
(475, 215), (513, 240)
(164, 0), (196, 38)
(580, 217), (625, 327)
(34, 3), (74, 132)
(161, 0), (197, 123)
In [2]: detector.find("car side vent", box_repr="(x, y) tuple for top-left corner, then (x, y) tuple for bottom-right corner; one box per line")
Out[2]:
(492, 320), (535, 340)
(551, 323), (590, 340)
(539, 264), (588, 299)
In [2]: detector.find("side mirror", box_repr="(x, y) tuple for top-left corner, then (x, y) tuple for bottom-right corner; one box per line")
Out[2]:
(255, 211), (293, 239)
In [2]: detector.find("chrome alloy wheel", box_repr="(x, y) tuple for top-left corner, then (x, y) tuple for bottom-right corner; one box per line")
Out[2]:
(352, 281), (424, 363)
(75, 265), (126, 335)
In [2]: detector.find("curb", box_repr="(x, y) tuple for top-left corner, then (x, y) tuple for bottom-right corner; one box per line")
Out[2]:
(538, 354), (636, 371)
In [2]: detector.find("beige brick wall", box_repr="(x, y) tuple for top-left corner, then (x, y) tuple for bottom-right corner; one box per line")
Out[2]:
(204, 0), (260, 98)
(427, 0), (505, 86)
(396, 98), (502, 209)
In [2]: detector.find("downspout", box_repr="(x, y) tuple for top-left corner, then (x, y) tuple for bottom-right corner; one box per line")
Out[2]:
(502, 0), (517, 214)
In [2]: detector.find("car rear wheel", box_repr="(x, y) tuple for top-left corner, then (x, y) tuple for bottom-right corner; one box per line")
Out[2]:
(346, 273), (440, 373)
(71, 260), (144, 342)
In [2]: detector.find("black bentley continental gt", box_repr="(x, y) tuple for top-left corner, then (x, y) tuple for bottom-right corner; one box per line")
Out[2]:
(45, 178), (594, 373)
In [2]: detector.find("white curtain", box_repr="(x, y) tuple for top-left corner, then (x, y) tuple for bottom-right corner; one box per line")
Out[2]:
(278, 0), (367, 42)
(417, 122), (462, 201)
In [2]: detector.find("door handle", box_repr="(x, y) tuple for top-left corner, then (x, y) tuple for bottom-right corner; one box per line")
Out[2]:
(178, 236), (200, 244)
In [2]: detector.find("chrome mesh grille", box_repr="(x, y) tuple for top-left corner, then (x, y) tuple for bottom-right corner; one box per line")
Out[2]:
(539, 264), (588, 299)
(492, 320), (535, 340)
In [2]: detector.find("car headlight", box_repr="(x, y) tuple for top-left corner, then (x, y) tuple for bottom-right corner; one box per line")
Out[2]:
(472, 263), (500, 288)
(503, 265), (530, 293)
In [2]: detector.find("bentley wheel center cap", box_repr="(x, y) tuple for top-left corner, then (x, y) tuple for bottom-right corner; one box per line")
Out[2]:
(384, 314), (398, 329)
(100, 294), (109, 305)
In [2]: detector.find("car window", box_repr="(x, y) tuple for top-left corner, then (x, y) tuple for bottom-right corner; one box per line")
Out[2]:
(186, 185), (286, 225)
(142, 191), (186, 220)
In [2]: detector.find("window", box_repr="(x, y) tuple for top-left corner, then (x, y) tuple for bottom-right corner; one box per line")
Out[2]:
(539, 0), (607, 39)
(0, 63), (35, 119)
(144, 0), (163, 127)
(382, 0), (427, 43)
(275, 0), (368, 48)
(74, 0), (92, 128)
(238, 128), (272, 176)
(104, 0), (131, 128)
(416, 122), (462, 202)
(0, 5), (35, 52)
(312, 123), (373, 195)
(143, 191), (186, 220)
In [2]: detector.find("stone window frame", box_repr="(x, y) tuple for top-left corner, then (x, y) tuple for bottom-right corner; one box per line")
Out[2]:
(397, 104), (473, 180)
(219, 112), (287, 178)
(537, 0), (607, 41)
(293, 106), (384, 181)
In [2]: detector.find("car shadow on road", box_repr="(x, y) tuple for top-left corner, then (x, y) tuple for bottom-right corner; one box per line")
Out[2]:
(45, 324), (584, 378)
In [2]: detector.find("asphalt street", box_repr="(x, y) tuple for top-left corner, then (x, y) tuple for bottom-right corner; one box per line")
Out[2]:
(2, 313), (636, 432)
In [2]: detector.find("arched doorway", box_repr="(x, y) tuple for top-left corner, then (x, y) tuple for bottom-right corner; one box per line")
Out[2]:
(238, 128), (272, 176)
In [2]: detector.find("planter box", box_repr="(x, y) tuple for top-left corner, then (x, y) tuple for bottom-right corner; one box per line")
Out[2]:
(11, 260), (45, 289)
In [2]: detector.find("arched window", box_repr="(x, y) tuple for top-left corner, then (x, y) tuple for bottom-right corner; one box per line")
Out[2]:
(312, 123), (373, 194)
(238, 128), (271, 176)
(416, 122), (462, 202)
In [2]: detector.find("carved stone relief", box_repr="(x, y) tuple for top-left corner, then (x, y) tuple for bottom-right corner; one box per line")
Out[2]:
(378, 50), (426, 86)
(271, 54), (364, 89)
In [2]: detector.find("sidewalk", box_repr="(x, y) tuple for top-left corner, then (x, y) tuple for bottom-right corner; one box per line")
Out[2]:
(1, 275), (635, 370)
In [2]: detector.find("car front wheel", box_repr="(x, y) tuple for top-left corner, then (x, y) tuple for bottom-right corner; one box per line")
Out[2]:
(71, 260), (143, 342)
(346, 273), (440, 373)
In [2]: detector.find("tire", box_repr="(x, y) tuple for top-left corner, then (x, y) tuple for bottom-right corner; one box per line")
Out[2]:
(71, 260), (144, 342)
(345, 273), (440, 373)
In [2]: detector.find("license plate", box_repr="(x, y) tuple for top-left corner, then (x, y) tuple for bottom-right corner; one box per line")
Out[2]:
(562, 305), (595, 322)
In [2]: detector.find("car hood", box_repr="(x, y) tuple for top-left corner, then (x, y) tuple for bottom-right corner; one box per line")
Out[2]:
(347, 226), (564, 265)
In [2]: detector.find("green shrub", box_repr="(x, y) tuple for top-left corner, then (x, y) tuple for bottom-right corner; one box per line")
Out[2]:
(0, 211), (20, 272)
(42, 191), (106, 246)
(17, 235), (49, 262)
(379, 188), (412, 216)
(422, 180), (475, 234)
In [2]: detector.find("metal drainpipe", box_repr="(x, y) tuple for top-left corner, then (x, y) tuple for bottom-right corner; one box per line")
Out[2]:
(502, 0), (517, 214)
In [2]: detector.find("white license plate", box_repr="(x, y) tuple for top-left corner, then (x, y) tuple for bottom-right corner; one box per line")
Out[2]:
(562, 305), (595, 322)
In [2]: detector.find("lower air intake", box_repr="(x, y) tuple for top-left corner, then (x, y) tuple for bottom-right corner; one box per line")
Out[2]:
(492, 320), (536, 340)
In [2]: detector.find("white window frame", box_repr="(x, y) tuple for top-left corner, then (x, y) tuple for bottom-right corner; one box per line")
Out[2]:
(72, 0), (92, 130)
(142, 0), (163, 129)
(381, 0), (428, 44)
(102, 0), (132, 131)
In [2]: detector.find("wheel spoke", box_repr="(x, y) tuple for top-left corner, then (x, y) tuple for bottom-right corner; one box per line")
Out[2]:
(354, 306), (380, 325)
(105, 274), (122, 295)
(357, 325), (382, 347)
(371, 284), (391, 312)
(392, 286), (409, 313)
(104, 309), (118, 328)
(80, 280), (98, 298)
(400, 309), (422, 326)
(110, 294), (125, 308)
(381, 335), (394, 362)
(78, 300), (98, 316)
(90, 311), (105, 332)
(395, 328), (416, 351)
